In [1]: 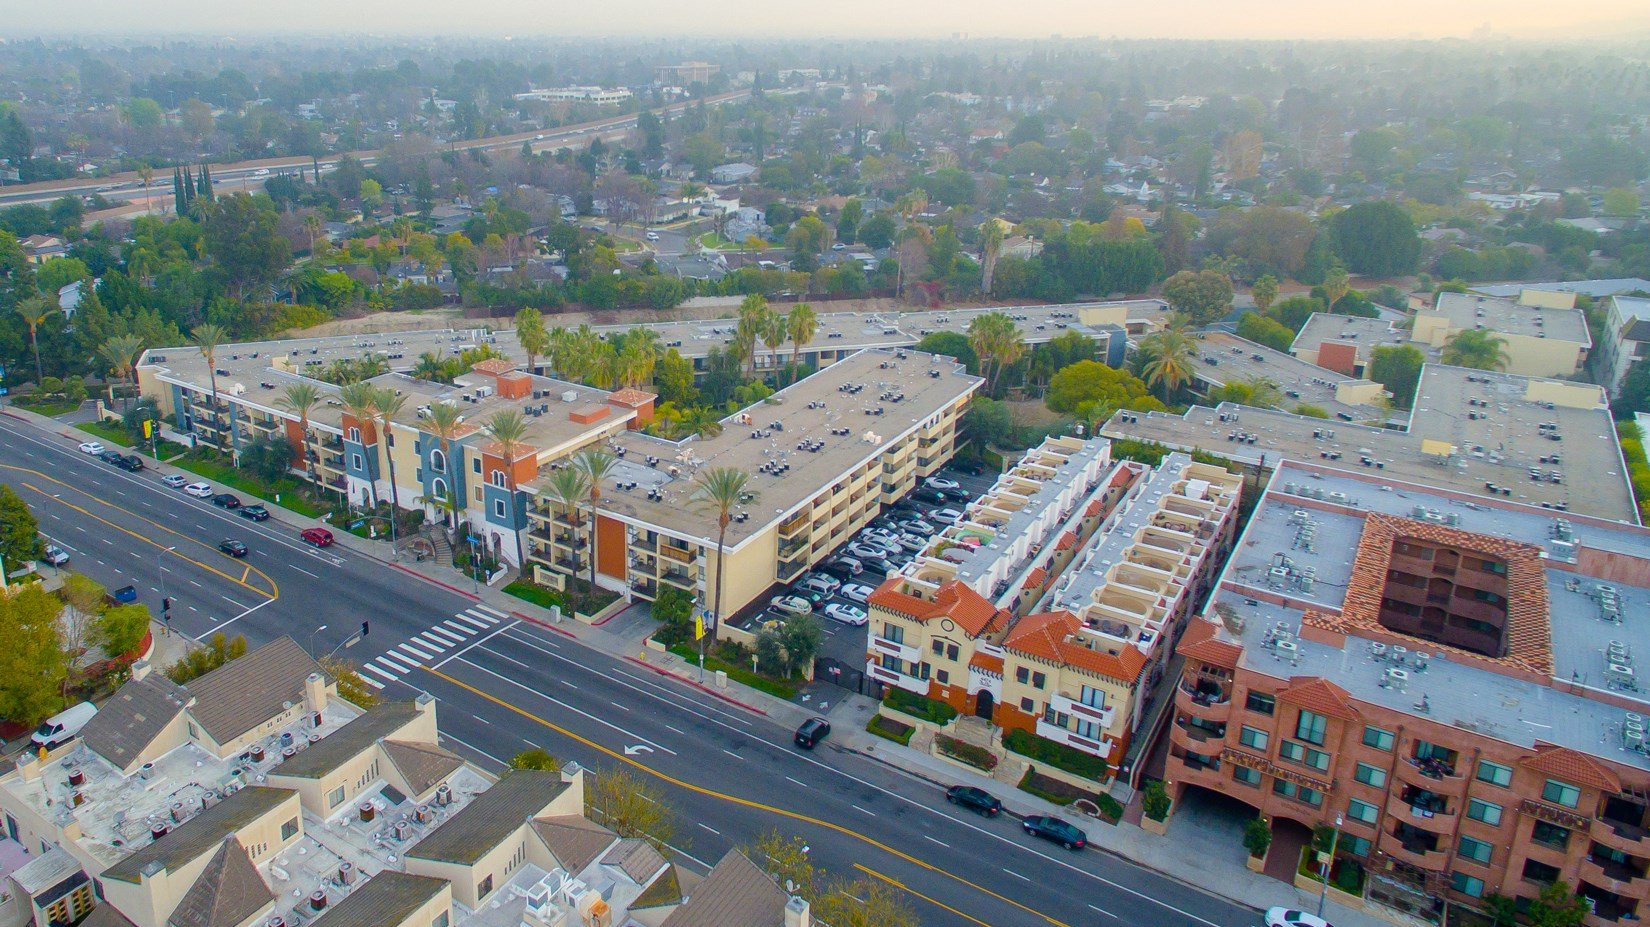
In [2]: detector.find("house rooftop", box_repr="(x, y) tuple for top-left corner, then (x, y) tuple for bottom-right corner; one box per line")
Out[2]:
(1474, 278), (1650, 300)
(407, 769), (568, 866)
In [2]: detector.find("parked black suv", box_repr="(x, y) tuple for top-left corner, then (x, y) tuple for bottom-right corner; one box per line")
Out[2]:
(945, 785), (1003, 817)
(211, 493), (242, 509)
(794, 717), (831, 749)
(115, 454), (145, 471)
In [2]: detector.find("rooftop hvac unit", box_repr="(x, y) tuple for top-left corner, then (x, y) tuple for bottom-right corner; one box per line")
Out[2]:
(1609, 663), (1636, 683)
(1384, 668), (1409, 687)
(561, 390), (578, 403)
(1275, 640), (1298, 655)
(1627, 730), (1646, 752)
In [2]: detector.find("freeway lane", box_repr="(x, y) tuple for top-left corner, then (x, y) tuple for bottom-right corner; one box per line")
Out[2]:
(416, 620), (1255, 927)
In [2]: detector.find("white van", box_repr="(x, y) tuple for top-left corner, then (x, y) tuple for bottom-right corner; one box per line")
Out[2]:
(32, 702), (97, 751)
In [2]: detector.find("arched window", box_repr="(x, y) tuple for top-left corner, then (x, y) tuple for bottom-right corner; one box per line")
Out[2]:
(491, 469), (507, 488)
(431, 477), (448, 501)
(429, 448), (447, 475)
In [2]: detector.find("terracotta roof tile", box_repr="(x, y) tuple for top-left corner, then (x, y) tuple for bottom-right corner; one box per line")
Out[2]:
(867, 579), (1006, 637)
(1056, 532), (1077, 551)
(470, 358), (517, 376)
(1522, 744), (1622, 792)
(1024, 567), (1050, 589)
(609, 388), (658, 408)
(968, 652), (1005, 675)
(1003, 611), (1148, 683)
(1276, 677), (1359, 721)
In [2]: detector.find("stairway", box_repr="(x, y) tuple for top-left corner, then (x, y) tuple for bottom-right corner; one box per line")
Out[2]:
(951, 715), (997, 749)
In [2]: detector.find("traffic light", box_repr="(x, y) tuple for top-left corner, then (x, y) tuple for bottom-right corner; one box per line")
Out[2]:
(360, 620), (370, 638)
(162, 597), (173, 613)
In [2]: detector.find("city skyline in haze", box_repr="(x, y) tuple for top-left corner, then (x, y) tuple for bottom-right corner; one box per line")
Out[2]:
(5, 0), (1650, 41)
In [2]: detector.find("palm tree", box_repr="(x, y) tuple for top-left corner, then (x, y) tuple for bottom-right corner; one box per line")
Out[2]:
(966, 311), (1024, 395)
(278, 382), (323, 479)
(425, 401), (466, 530)
(786, 303), (817, 375)
(735, 294), (769, 379)
(335, 382), (381, 504)
(761, 310), (788, 378)
(543, 465), (591, 583)
(303, 214), (324, 255)
(618, 338), (657, 388)
(15, 295), (60, 389)
(482, 408), (533, 568)
(515, 307), (550, 373)
(370, 386), (410, 548)
(138, 165), (155, 214)
(98, 333), (145, 410)
(980, 220), (1007, 295)
(189, 323), (228, 422)
(573, 450), (617, 594)
(1139, 329), (1196, 402)
(690, 467), (754, 645)
(1442, 329), (1511, 371)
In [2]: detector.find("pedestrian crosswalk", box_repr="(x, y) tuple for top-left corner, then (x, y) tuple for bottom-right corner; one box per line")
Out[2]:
(354, 603), (509, 688)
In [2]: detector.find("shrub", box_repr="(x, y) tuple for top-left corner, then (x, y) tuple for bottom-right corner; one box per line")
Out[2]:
(1004, 728), (1110, 780)
(503, 580), (565, 611)
(934, 733), (997, 771)
(1243, 815), (1273, 859)
(866, 714), (914, 746)
(883, 688), (958, 725)
(1141, 779), (1171, 821)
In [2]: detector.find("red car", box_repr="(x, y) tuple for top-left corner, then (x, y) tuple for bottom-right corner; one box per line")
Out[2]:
(300, 527), (335, 548)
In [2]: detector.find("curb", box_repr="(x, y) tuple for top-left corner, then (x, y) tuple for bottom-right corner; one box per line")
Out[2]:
(622, 655), (770, 716)
(389, 563), (481, 601)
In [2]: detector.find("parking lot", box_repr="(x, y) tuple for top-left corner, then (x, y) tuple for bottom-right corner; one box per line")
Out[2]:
(738, 463), (997, 687)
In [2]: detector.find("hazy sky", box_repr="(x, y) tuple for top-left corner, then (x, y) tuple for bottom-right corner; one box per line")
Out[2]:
(7, 0), (1649, 40)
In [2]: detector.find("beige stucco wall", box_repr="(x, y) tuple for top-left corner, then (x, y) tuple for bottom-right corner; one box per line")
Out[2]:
(1522, 377), (1607, 410)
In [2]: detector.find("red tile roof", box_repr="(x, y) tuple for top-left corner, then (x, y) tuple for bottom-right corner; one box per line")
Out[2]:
(1003, 611), (1148, 683)
(470, 358), (517, 376)
(1024, 567), (1050, 589)
(1179, 620), (1243, 669)
(1522, 744), (1621, 792)
(867, 579), (1006, 637)
(969, 652), (1005, 675)
(608, 388), (658, 408)
(1056, 532), (1077, 552)
(1276, 677), (1359, 720)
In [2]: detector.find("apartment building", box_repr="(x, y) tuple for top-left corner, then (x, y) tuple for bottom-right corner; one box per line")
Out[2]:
(1163, 460), (1650, 925)
(525, 348), (980, 624)
(865, 441), (1242, 772)
(1291, 313), (1441, 379)
(1596, 295), (1650, 397)
(1411, 292), (1591, 379)
(0, 637), (807, 927)
(1189, 331), (1390, 423)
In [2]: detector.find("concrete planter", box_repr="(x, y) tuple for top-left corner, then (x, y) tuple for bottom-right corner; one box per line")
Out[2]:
(644, 637), (669, 653)
(879, 707), (952, 736)
(1141, 813), (1169, 836)
(1293, 871), (1366, 911)
(928, 743), (1002, 777)
(574, 598), (627, 625)
(1246, 852), (1267, 873)
(1019, 758), (1108, 793)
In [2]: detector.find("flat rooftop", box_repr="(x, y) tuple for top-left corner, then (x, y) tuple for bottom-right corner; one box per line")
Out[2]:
(1291, 312), (1438, 363)
(1430, 291), (1591, 344)
(540, 348), (982, 549)
(1103, 365), (1637, 523)
(1203, 461), (1650, 772)
(1475, 278), (1650, 300)
(1191, 331), (1384, 421)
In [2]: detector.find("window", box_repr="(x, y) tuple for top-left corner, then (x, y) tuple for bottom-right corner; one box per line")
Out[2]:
(1079, 686), (1104, 708)
(327, 786), (346, 809)
(1299, 787), (1323, 807)
(348, 426), (361, 443)
(1343, 836), (1372, 858)
(433, 912), (450, 927)
(1279, 741), (1305, 763)
(478, 875), (494, 899)
(1346, 799), (1378, 824)
(1542, 779), (1581, 809)
(1020, 697), (1034, 713)
(1016, 667), (1029, 684)
(1271, 780), (1323, 806)
(472, 457), (482, 474)
(1354, 763), (1388, 788)
(947, 644), (959, 660)
(1476, 760), (1513, 787)
(1295, 710), (1327, 745)
(491, 469), (507, 488)
(1245, 692), (1275, 715)
(936, 669), (949, 684)
(1238, 726), (1269, 751)
(932, 641), (945, 655)
(1233, 766), (1261, 786)
(1451, 872), (1485, 898)
(883, 623), (905, 644)
(430, 449), (446, 473)
(1467, 799), (1503, 826)
(494, 500), (506, 518)
(281, 818), (298, 840)
(1362, 726), (1395, 750)
(351, 453), (364, 470)
(1031, 672), (1046, 689)
(1530, 820), (1570, 851)
(1304, 747), (1331, 771)
(1521, 859), (1561, 886)
(1457, 836), (1493, 865)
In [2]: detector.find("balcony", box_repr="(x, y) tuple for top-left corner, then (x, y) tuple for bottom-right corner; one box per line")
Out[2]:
(869, 635), (920, 664)
(1170, 751), (1226, 789)
(1594, 817), (1650, 856)
(868, 662), (928, 695)
(1050, 693), (1115, 730)
(1176, 679), (1232, 723)
(1036, 719), (1110, 759)
(657, 568), (696, 590)
(1581, 855), (1648, 896)
(1379, 830), (1448, 871)
(1170, 720), (1226, 754)
(1394, 756), (1465, 792)
(659, 542), (696, 564)
(778, 512), (810, 538)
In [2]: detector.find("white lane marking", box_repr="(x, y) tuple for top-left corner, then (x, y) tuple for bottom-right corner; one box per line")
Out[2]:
(1095, 877), (1221, 927)
(189, 580), (202, 587)
(785, 776), (809, 789)
(1004, 869), (1030, 882)
(362, 664), (399, 682)
(666, 724), (686, 735)
(506, 630), (753, 729)
(220, 596), (248, 610)
(290, 565), (319, 578)
(924, 835), (949, 847)
(195, 597), (274, 638)
(475, 646), (529, 670)
(398, 642), (435, 660)
(610, 702), (630, 712)
(852, 805), (877, 817)
(430, 620), (521, 670)
(440, 732), (507, 769)
(561, 680), (578, 689)
(462, 608), (500, 625)
(448, 656), (677, 756)
(697, 823), (721, 835)
(1088, 904), (1116, 919)
(722, 749), (743, 761)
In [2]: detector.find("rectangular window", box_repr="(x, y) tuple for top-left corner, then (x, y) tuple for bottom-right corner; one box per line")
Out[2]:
(1362, 726), (1395, 750)
(479, 875), (494, 899)
(1542, 780), (1581, 809)
(1530, 821), (1570, 851)
(932, 640), (945, 655)
(327, 786), (345, 808)
(1233, 766), (1261, 786)
(433, 913), (449, 927)
(1343, 836), (1372, 858)
(1279, 741), (1305, 763)
(946, 644), (959, 660)
(1298, 787), (1323, 807)
(472, 458), (482, 473)
(883, 623), (905, 644)
(1451, 872), (1485, 898)
(351, 453), (364, 470)
(1354, 763), (1387, 788)
(494, 500), (506, 518)
(936, 669), (949, 685)
(281, 818), (298, 840)
(1457, 836), (1493, 865)
(1032, 672), (1046, 689)
(1245, 692), (1275, 715)
(1020, 697), (1034, 713)
(1476, 761), (1513, 787)
(1467, 799), (1503, 826)
(1304, 748), (1331, 771)
(1016, 667), (1029, 684)
(1295, 710), (1327, 745)
(1346, 799), (1378, 824)
(348, 426), (360, 443)
(1238, 726), (1269, 751)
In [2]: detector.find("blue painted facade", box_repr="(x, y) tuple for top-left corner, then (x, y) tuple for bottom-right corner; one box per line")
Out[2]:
(415, 433), (468, 512)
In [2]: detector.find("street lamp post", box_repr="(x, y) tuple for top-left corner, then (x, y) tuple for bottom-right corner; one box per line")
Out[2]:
(310, 624), (329, 657)
(1317, 814), (1344, 919)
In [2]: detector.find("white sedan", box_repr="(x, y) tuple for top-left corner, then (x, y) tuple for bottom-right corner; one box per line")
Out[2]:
(1264, 909), (1333, 927)
(926, 477), (961, 491)
(823, 603), (868, 626)
(78, 441), (106, 455)
(183, 481), (215, 498)
(840, 583), (875, 603)
(931, 508), (964, 525)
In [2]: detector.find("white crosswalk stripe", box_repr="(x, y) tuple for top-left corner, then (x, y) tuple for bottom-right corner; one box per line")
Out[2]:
(441, 619), (473, 635)
(416, 633), (450, 652)
(362, 664), (398, 682)
(427, 627), (465, 644)
(456, 613), (491, 630)
(473, 603), (509, 620)
(355, 672), (386, 689)
(398, 642), (435, 661)
(376, 655), (414, 674)
(463, 608), (501, 625)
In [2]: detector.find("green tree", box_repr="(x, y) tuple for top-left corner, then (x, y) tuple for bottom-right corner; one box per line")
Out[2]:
(202, 194), (292, 297)
(94, 603), (152, 660)
(1242, 816), (1273, 859)
(1141, 780), (1171, 822)
(1251, 275), (1279, 314)
(650, 587), (695, 646)
(515, 307), (550, 373)
(1267, 295), (1326, 333)
(914, 331), (979, 373)
(587, 767), (678, 849)
(1616, 360), (1650, 418)
(1046, 360), (1164, 415)
(786, 303), (818, 373)
(1329, 201), (1421, 277)
(508, 748), (562, 772)
(1138, 328), (1197, 402)
(1235, 312), (1294, 352)
(1369, 344), (1426, 408)
(15, 295), (60, 387)
(98, 333), (146, 409)
(1528, 880), (1588, 927)
(1442, 329), (1510, 371)
(690, 467), (753, 645)
(654, 348), (698, 406)
(967, 311), (1026, 395)
(858, 213), (896, 250)
(166, 633), (247, 683)
(1603, 188), (1642, 217)
(1161, 269), (1234, 326)
(190, 323), (228, 415)
(0, 584), (68, 724)
(482, 409), (533, 568)
(837, 198), (863, 242)
(573, 450), (617, 595)
(0, 483), (42, 570)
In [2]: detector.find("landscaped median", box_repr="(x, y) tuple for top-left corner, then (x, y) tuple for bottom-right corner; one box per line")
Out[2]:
(665, 641), (801, 700)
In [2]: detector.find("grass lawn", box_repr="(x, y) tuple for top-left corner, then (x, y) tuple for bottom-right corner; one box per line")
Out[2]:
(13, 399), (79, 417)
(171, 451), (326, 518)
(667, 642), (799, 699)
(695, 231), (739, 250)
(154, 439), (189, 460)
(503, 580), (564, 610)
(75, 420), (134, 447)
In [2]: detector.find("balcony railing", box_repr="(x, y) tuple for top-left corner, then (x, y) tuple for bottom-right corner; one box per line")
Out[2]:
(1593, 817), (1650, 855)
(869, 635), (920, 664)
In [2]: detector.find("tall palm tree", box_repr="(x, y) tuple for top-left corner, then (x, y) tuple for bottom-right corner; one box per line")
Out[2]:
(761, 310), (788, 378)
(278, 382), (323, 479)
(97, 333), (145, 410)
(138, 165), (155, 214)
(787, 303), (817, 374)
(1442, 329), (1511, 371)
(979, 220), (1007, 295)
(189, 323), (228, 420)
(573, 450), (617, 594)
(370, 386), (410, 536)
(335, 382), (381, 505)
(515, 307), (550, 373)
(543, 465), (591, 582)
(482, 408), (533, 568)
(15, 296), (60, 389)
(735, 295), (769, 379)
(1139, 329), (1196, 402)
(967, 311), (1024, 395)
(303, 214), (324, 255)
(425, 401), (466, 529)
(690, 467), (754, 645)
(618, 338), (656, 388)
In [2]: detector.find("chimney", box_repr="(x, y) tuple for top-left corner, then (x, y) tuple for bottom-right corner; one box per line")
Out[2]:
(784, 895), (811, 927)
(130, 659), (152, 682)
(303, 672), (328, 716)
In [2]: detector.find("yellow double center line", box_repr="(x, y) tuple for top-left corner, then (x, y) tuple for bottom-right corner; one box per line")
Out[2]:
(423, 666), (1070, 927)
(4, 465), (279, 600)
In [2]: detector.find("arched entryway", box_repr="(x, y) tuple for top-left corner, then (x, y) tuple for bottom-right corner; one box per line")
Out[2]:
(973, 689), (996, 720)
